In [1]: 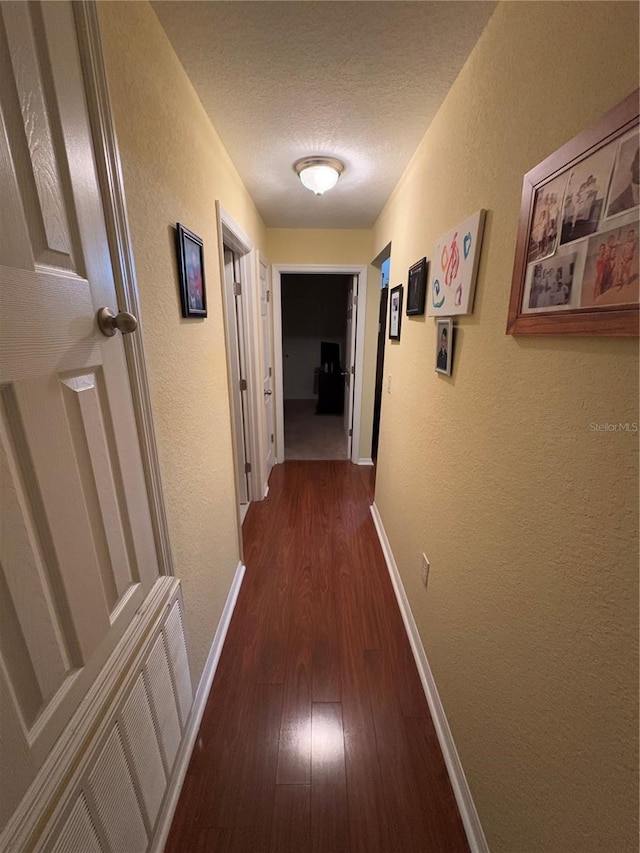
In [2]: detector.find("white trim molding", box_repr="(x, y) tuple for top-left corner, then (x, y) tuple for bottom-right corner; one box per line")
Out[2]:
(216, 203), (267, 511)
(151, 561), (246, 853)
(369, 504), (490, 853)
(272, 263), (368, 465)
(357, 457), (374, 466)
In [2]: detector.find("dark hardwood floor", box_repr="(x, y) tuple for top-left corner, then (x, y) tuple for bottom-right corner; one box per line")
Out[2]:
(165, 461), (469, 853)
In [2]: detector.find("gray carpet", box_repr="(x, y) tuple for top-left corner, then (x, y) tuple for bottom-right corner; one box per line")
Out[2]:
(284, 399), (348, 460)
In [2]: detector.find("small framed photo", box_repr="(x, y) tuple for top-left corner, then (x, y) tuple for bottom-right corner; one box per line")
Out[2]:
(389, 284), (403, 340)
(435, 317), (453, 376)
(176, 223), (207, 318)
(406, 257), (428, 315)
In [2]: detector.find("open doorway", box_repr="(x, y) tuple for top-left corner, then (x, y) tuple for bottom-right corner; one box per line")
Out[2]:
(273, 263), (368, 465)
(280, 273), (352, 460)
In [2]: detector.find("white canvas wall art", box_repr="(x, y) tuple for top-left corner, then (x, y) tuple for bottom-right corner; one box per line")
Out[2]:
(428, 209), (486, 316)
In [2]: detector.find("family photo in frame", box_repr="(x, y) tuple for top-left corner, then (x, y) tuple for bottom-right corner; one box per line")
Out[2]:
(508, 89), (639, 336)
(389, 284), (403, 341)
(434, 318), (453, 376)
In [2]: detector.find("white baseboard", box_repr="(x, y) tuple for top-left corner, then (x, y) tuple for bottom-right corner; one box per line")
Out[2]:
(151, 561), (246, 853)
(357, 457), (374, 466)
(369, 504), (489, 853)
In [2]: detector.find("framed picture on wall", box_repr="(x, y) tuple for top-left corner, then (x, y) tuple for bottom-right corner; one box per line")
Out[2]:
(507, 88), (639, 336)
(176, 223), (207, 318)
(389, 284), (403, 340)
(434, 317), (453, 376)
(406, 257), (428, 315)
(428, 210), (486, 316)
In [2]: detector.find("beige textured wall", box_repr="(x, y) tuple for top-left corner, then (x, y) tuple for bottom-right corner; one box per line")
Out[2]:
(267, 228), (372, 266)
(267, 228), (379, 459)
(372, 2), (639, 851)
(98, 1), (266, 684)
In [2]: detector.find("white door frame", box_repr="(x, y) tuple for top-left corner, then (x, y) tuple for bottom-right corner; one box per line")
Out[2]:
(76, 2), (174, 576)
(343, 276), (357, 460)
(222, 246), (252, 506)
(258, 252), (275, 492)
(216, 203), (264, 504)
(272, 264), (368, 464)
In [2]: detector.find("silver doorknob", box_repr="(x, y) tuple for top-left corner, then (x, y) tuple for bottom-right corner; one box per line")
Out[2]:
(97, 307), (138, 337)
(264, 389), (272, 396)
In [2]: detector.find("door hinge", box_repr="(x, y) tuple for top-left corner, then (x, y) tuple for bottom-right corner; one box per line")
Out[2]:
(351, 365), (355, 375)
(233, 281), (242, 296)
(239, 378), (247, 391)
(245, 461), (252, 474)
(349, 428), (352, 437)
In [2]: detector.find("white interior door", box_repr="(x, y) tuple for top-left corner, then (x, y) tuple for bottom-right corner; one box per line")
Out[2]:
(259, 257), (274, 481)
(223, 247), (250, 505)
(343, 275), (358, 458)
(0, 0), (160, 828)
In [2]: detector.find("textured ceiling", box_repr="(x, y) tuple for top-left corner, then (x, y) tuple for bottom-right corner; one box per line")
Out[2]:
(152, 1), (496, 228)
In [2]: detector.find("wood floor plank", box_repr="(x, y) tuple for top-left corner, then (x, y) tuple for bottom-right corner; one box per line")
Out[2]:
(270, 785), (311, 853)
(311, 702), (349, 853)
(340, 649), (392, 853)
(404, 715), (470, 852)
(276, 553), (313, 784)
(166, 461), (469, 852)
(311, 534), (341, 703)
(365, 648), (470, 852)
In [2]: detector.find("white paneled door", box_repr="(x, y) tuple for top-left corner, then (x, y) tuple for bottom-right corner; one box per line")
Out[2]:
(0, 0), (161, 830)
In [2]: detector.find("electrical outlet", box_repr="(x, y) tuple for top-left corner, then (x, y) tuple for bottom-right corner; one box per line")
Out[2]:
(421, 554), (430, 586)
(387, 374), (392, 394)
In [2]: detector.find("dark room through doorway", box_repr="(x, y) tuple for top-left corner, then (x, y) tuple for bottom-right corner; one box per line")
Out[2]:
(281, 273), (353, 460)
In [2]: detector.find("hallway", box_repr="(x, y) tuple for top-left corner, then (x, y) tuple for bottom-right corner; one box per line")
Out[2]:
(165, 462), (468, 852)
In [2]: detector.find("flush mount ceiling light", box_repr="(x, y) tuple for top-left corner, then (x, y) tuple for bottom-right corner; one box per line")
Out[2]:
(294, 157), (344, 196)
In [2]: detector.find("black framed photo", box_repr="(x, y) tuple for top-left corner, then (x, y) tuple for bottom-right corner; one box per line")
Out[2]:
(435, 317), (453, 376)
(389, 284), (403, 340)
(406, 257), (428, 315)
(176, 223), (207, 318)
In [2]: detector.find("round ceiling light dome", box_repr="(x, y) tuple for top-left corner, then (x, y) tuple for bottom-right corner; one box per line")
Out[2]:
(294, 157), (344, 195)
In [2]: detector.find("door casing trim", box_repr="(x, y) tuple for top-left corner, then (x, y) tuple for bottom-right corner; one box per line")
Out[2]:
(216, 202), (264, 513)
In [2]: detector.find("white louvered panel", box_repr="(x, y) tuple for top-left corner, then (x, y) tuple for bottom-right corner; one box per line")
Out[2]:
(163, 601), (193, 728)
(50, 794), (101, 853)
(120, 674), (166, 828)
(86, 726), (147, 853)
(144, 633), (181, 772)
